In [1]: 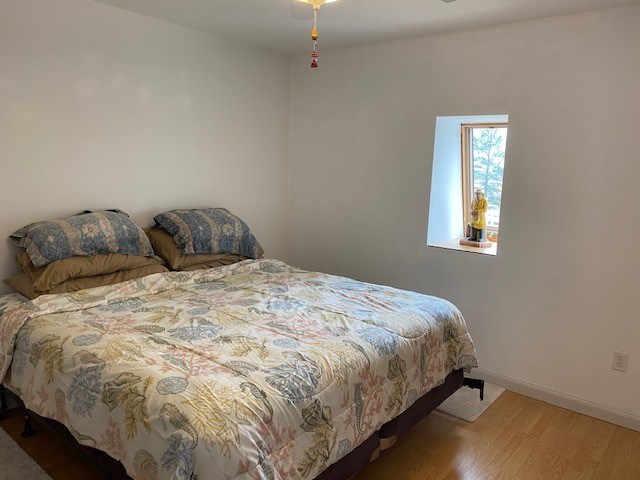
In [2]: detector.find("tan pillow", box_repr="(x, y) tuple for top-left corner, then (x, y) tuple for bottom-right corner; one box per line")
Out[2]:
(4, 273), (40, 299)
(146, 227), (249, 271)
(16, 251), (165, 292)
(5, 264), (169, 299)
(181, 258), (251, 272)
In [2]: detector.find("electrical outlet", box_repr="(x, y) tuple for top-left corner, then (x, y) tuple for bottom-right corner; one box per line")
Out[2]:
(613, 352), (628, 373)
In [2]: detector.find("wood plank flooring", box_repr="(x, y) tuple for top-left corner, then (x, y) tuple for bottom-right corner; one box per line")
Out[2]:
(354, 391), (639, 480)
(0, 408), (100, 480)
(1, 391), (638, 479)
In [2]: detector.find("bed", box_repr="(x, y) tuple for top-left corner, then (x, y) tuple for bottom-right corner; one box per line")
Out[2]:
(0, 259), (478, 480)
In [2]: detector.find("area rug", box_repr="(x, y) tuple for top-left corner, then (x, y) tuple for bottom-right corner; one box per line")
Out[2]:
(0, 427), (52, 480)
(436, 382), (505, 422)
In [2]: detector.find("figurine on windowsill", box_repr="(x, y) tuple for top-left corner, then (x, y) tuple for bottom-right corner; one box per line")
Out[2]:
(469, 189), (488, 242)
(460, 189), (492, 248)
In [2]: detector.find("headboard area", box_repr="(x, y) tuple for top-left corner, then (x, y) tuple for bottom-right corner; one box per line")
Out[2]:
(0, 188), (288, 297)
(1, 0), (291, 293)
(0, 202), (281, 296)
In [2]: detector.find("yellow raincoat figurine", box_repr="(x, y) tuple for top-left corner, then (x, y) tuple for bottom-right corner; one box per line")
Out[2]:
(468, 189), (488, 242)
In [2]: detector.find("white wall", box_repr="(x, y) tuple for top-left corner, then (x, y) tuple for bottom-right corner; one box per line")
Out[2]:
(0, 0), (291, 290)
(290, 6), (640, 419)
(428, 117), (465, 245)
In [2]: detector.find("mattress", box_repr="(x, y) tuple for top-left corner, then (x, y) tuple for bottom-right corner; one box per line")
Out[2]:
(0, 259), (478, 480)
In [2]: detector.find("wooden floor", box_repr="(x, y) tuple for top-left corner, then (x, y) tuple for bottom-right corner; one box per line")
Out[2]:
(354, 391), (640, 480)
(1, 391), (639, 480)
(0, 408), (100, 480)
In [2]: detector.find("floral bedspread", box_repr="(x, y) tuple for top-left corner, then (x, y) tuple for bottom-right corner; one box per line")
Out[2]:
(0, 260), (477, 480)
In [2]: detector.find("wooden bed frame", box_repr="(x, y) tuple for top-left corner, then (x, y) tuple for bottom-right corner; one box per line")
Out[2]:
(1, 370), (476, 480)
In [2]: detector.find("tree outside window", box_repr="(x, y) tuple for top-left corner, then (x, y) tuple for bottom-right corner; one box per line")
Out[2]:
(462, 124), (508, 236)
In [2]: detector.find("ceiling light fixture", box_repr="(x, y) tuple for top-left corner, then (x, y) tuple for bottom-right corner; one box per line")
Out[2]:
(297, 0), (338, 68)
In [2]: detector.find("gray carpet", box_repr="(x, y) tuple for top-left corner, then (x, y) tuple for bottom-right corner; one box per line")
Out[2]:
(0, 427), (52, 480)
(436, 382), (505, 422)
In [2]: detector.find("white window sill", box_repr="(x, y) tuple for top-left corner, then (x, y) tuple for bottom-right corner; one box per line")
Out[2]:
(428, 238), (498, 256)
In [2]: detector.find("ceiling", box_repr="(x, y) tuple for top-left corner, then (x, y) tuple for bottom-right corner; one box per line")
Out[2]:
(94, 0), (640, 55)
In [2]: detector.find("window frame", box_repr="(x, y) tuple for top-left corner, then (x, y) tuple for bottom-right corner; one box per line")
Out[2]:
(460, 122), (508, 235)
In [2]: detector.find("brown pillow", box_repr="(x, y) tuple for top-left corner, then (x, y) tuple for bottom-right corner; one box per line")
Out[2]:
(5, 264), (169, 299)
(181, 258), (251, 272)
(16, 251), (165, 292)
(146, 227), (249, 271)
(4, 274), (40, 299)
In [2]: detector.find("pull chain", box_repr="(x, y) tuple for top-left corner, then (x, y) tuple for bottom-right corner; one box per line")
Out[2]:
(311, 6), (319, 68)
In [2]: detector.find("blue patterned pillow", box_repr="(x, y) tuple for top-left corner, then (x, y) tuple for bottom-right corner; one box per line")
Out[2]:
(10, 211), (154, 268)
(153, 208), (263, 259)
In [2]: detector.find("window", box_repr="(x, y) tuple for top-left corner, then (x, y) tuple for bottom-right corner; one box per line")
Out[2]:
(461, 123), (508, 239)
(427, 114), (508, 256)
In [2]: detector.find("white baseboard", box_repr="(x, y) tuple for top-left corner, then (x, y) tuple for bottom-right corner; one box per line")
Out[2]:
(469, 368), (640, 432)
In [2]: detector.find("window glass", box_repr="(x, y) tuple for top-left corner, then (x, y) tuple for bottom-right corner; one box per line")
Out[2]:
(470, 127), (508, 231)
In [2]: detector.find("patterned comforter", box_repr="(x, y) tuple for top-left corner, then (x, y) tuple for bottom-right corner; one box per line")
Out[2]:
(0, 260), (478, 480)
